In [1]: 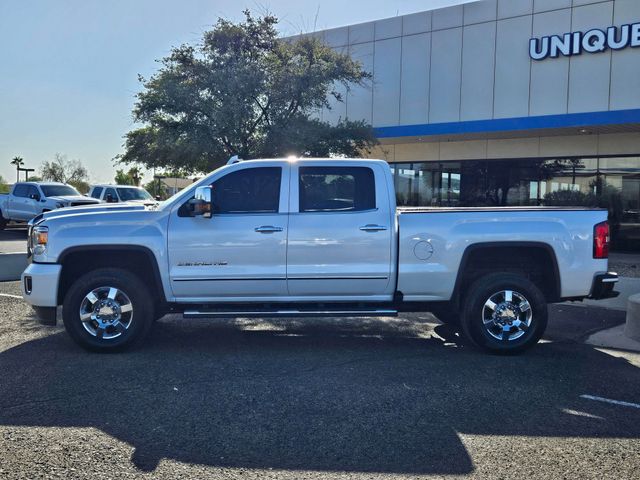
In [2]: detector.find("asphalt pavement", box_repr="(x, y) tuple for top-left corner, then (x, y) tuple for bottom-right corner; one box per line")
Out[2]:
(0, 280), (639, 479)
(0, 227), (27, 254)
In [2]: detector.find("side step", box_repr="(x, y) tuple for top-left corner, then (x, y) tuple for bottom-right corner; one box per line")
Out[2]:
(183, 309), (398, 319)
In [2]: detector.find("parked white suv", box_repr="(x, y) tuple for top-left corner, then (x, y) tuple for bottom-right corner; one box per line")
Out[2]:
(88, 184), (157, 206)
(0, 182), (100, 228)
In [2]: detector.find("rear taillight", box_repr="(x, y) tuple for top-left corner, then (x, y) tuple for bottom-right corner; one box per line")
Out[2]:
(593, 221), (609, 259)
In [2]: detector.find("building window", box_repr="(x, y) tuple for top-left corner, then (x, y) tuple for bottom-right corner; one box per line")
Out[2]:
(390, 156), (640, 251)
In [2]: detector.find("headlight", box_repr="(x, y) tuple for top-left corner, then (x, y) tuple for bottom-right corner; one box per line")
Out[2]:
(31, 226), (48, 255)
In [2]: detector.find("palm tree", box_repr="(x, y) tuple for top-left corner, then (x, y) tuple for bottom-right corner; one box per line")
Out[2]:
(128, 167), (142, 186)
(10, 156), (24, 182)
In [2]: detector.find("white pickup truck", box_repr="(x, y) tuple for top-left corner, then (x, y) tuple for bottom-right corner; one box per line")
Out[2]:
(0, 182), (100, 228)
(21, 158), (618, 353)
(87, 184), (158, 206)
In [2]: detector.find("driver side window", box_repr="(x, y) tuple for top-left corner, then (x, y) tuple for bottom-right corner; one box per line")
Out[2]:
(210, 167), (281, 214)
(105, 188), (117, 202)
(27, 186), (40, 200)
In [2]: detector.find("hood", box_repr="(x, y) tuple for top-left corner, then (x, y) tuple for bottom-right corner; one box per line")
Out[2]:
(32, 203), (151, 225)
(48, 195), (101, 204)
(123, 199), (160, 207)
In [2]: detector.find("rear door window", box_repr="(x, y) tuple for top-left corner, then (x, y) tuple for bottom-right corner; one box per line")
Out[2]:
(299, 167), (376, 212)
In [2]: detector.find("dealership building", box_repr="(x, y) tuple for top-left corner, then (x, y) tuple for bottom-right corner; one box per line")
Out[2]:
(300, 0), (640, 248)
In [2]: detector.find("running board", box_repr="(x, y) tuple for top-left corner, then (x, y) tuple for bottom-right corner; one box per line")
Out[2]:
(183, 309), (398, 319)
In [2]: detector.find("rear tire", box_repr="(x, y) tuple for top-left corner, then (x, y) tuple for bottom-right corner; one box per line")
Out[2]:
(460, 273), (547, 354)
(63, 268), (154, 352)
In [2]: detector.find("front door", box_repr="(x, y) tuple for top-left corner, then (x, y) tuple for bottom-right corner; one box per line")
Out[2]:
(168, 164), (289, 300)
(25, 185), (42, 217)
(286, 163), (393, 298)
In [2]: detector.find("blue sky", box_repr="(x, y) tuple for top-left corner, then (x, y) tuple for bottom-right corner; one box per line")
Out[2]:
(0, 0), (471, 184)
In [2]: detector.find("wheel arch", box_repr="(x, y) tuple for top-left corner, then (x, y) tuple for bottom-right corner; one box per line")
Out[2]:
(451, 242), (561, 308)
(57, 245), (166, 306)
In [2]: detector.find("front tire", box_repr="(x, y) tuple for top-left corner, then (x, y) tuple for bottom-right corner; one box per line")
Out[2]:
(0, 210), (6, 230)
(63, 268), (154, 352)
(460, 273), (547, 354)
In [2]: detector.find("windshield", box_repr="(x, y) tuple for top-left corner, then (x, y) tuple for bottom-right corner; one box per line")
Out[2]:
(116, 187), (154, 201)
(40, 185), (80, 197)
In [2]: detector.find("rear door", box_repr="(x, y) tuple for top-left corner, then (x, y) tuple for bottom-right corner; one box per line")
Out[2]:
(287, 163), (393, 298)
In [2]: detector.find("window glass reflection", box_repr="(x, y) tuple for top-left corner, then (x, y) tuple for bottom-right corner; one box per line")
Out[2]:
(389, 156), (640, 250)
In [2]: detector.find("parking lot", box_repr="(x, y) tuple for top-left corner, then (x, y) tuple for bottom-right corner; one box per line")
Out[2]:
(1, 272), (639, 479)
(1, 229), (640, 478)
(0, 227), (27, 254)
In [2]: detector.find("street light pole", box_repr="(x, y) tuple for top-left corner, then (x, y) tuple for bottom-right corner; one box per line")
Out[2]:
(153, 174), (166, 201)
(18, 168), (35, 181)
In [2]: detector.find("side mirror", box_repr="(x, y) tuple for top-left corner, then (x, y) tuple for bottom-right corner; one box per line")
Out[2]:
(105, 194), (116, 203)
(29, 193), (40, 201)
(192, 186), (213, 218)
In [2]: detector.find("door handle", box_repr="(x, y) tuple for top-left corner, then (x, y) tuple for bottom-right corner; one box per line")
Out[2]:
(359, 224), (387, 232)
(255, 225), (283, 233)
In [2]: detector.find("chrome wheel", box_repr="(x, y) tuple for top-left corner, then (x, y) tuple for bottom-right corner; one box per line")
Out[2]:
(79, 286), (133, 339)
(482, 289), (532, 342)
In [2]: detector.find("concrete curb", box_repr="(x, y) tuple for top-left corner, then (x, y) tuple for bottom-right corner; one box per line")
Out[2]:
(586, 324), (640, 353)
(625, 293), (640, 342)
(0, 253), (27, 282)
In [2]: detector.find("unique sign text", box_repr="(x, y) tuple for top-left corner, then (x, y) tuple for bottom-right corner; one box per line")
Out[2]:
(530, 23), (640, 60)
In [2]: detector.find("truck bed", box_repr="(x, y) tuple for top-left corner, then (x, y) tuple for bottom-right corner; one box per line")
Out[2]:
(397, 206), (605, 214)
(396, 206), (609, 302)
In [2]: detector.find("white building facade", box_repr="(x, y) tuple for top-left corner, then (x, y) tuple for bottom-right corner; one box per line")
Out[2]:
(302, 0), (640, 249)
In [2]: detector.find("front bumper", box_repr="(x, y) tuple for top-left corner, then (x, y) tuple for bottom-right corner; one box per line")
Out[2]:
(589, 272), (619, 300)
(21, 262), (62, 307)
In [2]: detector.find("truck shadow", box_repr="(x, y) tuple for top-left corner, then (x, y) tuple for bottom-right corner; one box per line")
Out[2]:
(1, 316), (639, 475)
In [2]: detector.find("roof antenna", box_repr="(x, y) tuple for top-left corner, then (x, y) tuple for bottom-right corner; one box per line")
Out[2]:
(226, 155), (242, 165)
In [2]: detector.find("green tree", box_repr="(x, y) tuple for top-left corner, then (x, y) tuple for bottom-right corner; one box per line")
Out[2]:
(40, 153), (90, 192)
(68, 180), (90, 194)
(118, 11), (377, 174)
(0, 174), (9, 193)
(144, 178), (168, 199)
(128, 166), (142, 186)
(114, 167), (143, 186)
(10, 156), (24, 182)
(114, 169), (134, 185)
